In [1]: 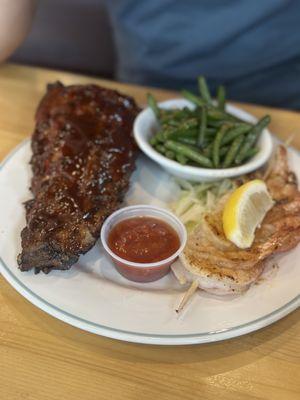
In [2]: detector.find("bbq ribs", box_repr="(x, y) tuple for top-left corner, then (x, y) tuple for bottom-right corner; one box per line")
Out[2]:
(17, 82), (140, 273)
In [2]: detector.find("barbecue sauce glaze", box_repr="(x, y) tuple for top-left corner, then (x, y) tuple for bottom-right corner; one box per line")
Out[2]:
(18, 82), (140, 272)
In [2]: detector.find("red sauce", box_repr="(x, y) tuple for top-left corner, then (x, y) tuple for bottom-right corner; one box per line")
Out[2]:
(108, 217), (180, 263)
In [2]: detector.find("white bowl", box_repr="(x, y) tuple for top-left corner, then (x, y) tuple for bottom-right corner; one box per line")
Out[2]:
(133, 98), (273, 182)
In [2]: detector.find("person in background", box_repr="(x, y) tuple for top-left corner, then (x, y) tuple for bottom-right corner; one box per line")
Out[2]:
(1, 0), (300, 109)
(107, 0), (300, 109)
(0, 1), (37, 63)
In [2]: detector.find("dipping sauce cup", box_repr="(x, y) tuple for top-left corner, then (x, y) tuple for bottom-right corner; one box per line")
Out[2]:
(100, 205), (187, 283)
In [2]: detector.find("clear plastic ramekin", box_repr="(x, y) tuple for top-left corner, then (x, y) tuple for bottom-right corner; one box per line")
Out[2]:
(100, 205), (187, 283)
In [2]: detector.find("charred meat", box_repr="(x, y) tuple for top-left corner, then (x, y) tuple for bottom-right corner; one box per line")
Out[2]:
(18, 82), (140, 273)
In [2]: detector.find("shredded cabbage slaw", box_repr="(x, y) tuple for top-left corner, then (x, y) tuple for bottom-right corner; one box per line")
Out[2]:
(169, 178), (236, 233)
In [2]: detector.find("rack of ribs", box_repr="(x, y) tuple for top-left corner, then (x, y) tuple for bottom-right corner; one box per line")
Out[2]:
(17, 82), (140, 273)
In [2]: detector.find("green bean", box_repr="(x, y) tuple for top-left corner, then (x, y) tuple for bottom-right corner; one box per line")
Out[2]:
(165, 140), (213, 168)
(164, 128), (198, 141)
(160, 109), (185, 119)
(180, 118), (198, 130)
(161, 108), (194, 123)
(219, 145), (230, 157)
(147, 93), (160, 119)
(181, 90), (205, 107)
(161, 129), (174, 141)
(207, 109), (226, 121)
(149, 136), (157, 146)
(206, 127), (218, 135)
(197, 107), (207, 147)
(161, 118), (184, 128)
(241, 147), (259, 162)
(204, 142), (230, 158)
(165, 150), (175, 160)
(180, 107), (197, 117)
(146, 76), (271, 171)
(179, 136), (213, 149)
(177, 137), (197, 145)
(162, 115), (198, 131)
(207, 108), (238, 122)
(205, 141), (231, 157)
(223, 135), (245, 168)
(212, 125), (229, 167)
(203, 142), (213, 157)
(159, 109), (172, 116)
(155, 132), (165, 142)
(154, 128), (171, 143)
(198, 76), (212, 104)
(235, 115), (271, 164)
(155, 144), (166, 154)
(217, 85), (226, 111)
(207, 119), (228, 128)
(176, 153), (188, 165)
(222, 123), (251, 145)
(161, 119), (180, 128)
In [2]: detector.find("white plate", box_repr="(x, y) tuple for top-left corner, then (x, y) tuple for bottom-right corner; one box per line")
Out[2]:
(0, 141), (299, 345)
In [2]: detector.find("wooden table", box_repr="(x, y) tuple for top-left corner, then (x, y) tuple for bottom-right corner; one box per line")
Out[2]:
(0, 64), (299, 400)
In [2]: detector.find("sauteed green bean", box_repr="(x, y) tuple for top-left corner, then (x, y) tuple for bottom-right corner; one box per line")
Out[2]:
(147, 76), (270, 168)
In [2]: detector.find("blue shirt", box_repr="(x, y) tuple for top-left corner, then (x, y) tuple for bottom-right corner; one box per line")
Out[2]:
(107, 0), (300, 109)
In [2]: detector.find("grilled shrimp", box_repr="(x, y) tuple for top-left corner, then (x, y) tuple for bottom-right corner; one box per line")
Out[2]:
(179, 145), (300, 295)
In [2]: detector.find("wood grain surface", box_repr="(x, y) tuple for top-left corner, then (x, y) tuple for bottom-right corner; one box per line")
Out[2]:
(0, 63), (299, 400)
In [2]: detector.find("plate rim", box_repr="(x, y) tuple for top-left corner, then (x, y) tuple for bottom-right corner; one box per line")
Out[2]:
(0, 140), (299, 345)
(1, 255), (299, 345)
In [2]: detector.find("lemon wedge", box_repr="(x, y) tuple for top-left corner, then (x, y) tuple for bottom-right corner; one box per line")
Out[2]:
(222, 179), (274, 249)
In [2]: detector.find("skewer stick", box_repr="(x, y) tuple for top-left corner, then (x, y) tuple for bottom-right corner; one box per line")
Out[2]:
(175, 280), (199, 313)
(171, 261), (187, 285)
(284, 133), (295, 147)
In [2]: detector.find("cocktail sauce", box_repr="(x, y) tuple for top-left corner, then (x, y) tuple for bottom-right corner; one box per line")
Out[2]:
(108, 216), (180, 264)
